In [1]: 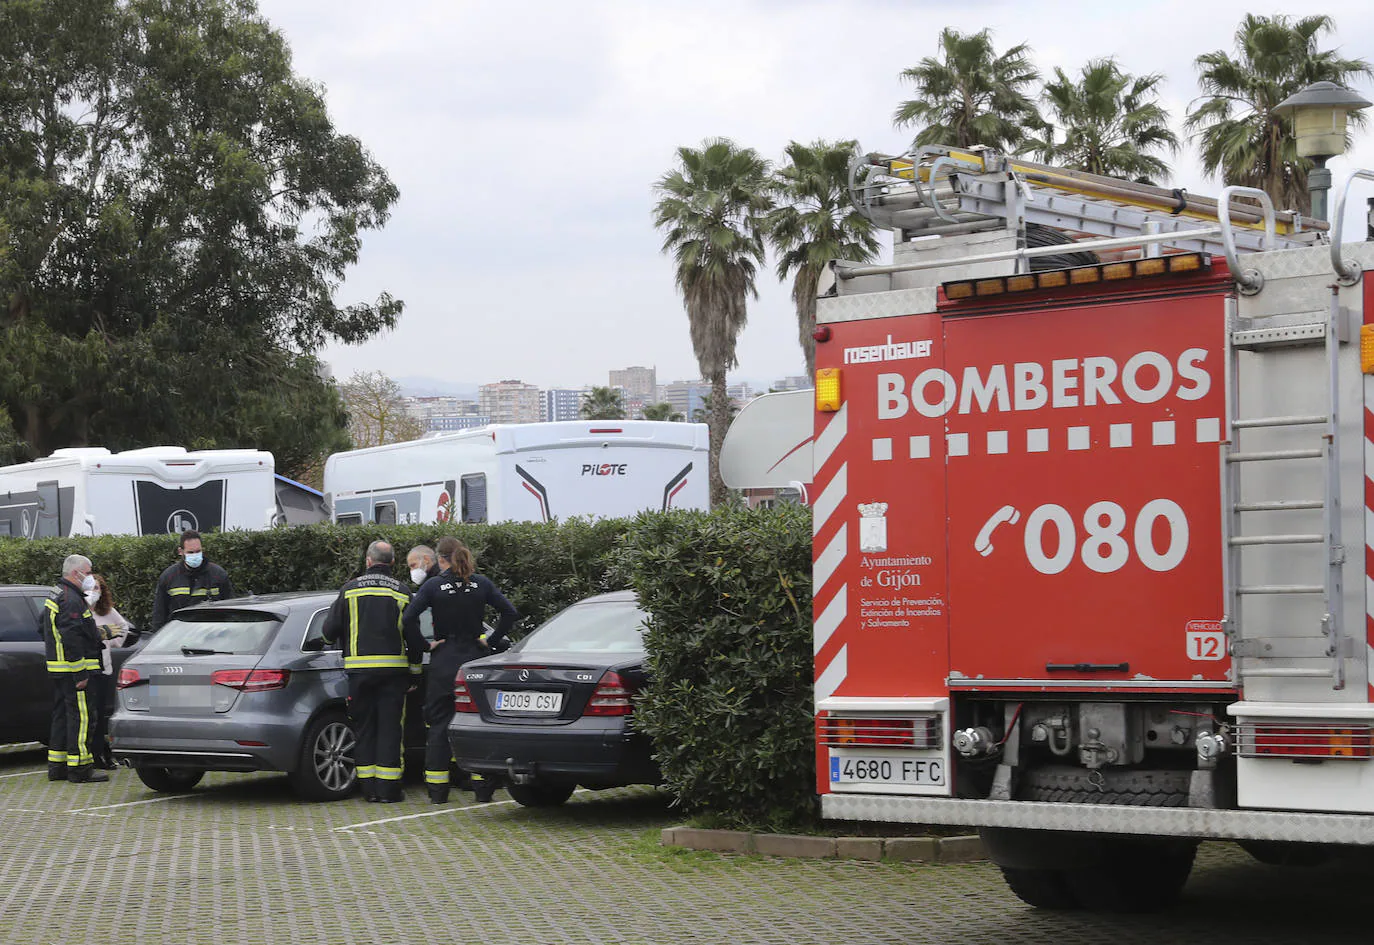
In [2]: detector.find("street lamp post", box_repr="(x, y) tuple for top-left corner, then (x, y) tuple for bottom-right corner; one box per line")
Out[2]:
(1274, 81), (1371, 223)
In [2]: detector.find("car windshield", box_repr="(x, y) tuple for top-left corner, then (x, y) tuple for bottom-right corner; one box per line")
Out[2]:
(142, 611), (281, 657)
(514, 599), (647, 654)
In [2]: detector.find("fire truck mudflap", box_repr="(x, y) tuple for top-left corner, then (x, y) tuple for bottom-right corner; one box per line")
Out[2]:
(807, 147), (1374, 912)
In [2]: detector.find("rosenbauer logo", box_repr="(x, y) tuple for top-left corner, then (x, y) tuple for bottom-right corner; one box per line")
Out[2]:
(582, 463), (628, 476)
(844, 335), (933, 365)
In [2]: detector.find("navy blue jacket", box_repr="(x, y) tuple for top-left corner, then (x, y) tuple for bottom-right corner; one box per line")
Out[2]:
(402, 570), (517, 654)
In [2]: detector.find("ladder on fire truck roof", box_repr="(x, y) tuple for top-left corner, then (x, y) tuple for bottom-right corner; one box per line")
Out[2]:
(848, 145), (1327, 258)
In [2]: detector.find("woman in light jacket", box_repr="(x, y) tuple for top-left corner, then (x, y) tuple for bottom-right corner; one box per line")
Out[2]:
(87, 574), (131, 769)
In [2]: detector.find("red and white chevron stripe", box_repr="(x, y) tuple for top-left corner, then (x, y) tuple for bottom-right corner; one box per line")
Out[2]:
(1366, 280), (1374, 702)
(812, 403), (849, 705)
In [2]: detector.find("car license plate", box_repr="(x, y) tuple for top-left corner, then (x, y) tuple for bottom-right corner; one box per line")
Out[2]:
(829, 753), (945, 786)
(494, 690), (562, 714)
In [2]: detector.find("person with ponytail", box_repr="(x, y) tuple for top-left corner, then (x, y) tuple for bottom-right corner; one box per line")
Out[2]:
(403, 536), (517, 804)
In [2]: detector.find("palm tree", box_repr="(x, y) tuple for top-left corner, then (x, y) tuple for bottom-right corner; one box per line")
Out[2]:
(691, 392), (740, 426)
(642, 402), (683, 422)
(1186, 14), (1372, 214)
(894, 28), (1040, 151)
(769, 140), (880, 375)
(653, 138), (772, 506)
(1022, 59), (1178, 182)
(580, 386), (625, 420)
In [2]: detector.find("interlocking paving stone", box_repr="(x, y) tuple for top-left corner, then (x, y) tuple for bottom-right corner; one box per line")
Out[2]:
(1, 746), (1371, 944)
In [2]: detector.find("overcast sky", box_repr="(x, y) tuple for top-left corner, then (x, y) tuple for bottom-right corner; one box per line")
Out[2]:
(252, 0), (1374, 391)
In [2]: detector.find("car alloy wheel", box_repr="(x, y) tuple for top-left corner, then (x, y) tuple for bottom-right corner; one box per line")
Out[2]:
(313, 719), (356, 794)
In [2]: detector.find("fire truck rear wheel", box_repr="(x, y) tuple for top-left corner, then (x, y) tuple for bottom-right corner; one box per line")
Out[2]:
(1063, 841), (1196, 913)
(1018, 765), (1191, 806)
(997, 867), (1080, 910)
(1238, 840), (1334, 867)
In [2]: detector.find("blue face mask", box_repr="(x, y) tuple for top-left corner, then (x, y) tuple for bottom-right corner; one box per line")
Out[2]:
(184, 551), (204, 569)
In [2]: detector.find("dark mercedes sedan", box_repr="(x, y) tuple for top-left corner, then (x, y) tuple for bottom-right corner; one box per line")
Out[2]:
(111, 592), (429, 800)
(448, 590), (658, 807)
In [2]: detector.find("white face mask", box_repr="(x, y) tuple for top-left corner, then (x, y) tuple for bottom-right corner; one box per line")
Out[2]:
(410, 567), (428, 586)
(184, 551), (204, 569)
(85, 589), (101, 606)
(81, 575), (97, 593)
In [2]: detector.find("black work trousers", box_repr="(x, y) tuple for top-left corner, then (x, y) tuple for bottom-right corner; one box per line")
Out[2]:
(88, 673), (114, 765)
(49, 675), (94, 770)
(423, 641), (480, 787)
(347, 671), (409, 799)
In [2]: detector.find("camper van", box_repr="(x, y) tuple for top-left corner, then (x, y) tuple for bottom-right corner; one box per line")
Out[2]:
(0, 447), (278, 538)
(324, 421), (710, 525)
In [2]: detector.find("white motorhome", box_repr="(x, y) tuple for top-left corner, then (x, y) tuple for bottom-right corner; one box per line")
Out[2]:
(324, 421), (710, 525)
(0, 447), (277, 538)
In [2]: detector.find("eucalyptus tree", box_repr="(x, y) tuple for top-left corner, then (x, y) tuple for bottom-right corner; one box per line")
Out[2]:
(0, 0), (398, 477)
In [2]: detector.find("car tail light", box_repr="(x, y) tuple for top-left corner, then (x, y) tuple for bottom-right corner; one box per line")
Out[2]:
(584, 670), (635, 717)
(1240, 724), (1374, 759)
(117, 667), (145, 689)
(815, 714), (942, 749)
(454, 676), (478, 713)
(210, 669), (291, 692)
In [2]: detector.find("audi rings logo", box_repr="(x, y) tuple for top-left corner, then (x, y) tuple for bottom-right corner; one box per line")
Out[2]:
(163, 665), (184, 674)
(167, 510), (199, 534)
(518, 669), (530, 682)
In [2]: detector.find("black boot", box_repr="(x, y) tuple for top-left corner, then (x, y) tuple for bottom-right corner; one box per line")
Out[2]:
(68, 765), (109, 784)
(377, 784), (405, 804)
(427, 786), (449, 805)
(47, 763), (67, 782)
(472, 776), (495, 803)
(359, 780), (380, 803)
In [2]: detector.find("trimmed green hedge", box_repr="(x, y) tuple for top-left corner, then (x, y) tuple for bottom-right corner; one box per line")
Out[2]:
(624, 504), (815, 827)
(0, 519), (629, 632)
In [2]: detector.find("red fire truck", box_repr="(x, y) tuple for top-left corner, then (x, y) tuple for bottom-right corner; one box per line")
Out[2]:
(808, 148), (1374, 911)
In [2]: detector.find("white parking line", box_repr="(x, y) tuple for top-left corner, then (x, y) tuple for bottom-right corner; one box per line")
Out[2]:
(69, 795), (191, 814)
(0, 768), (44, 780)
(335, 798), (517, 832)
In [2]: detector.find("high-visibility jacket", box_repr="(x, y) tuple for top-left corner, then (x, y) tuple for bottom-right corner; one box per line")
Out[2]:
(151, 559), (235, 629)
(322, 566), (425, 674)
(41, 579), (102, 680)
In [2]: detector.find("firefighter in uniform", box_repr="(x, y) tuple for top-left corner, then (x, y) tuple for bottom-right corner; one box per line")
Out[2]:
(407, 545), (440, 586)
(42, 555), (108, 783)
(404, 536), (517, 804)
(322, 540), (425, 803)
(151, 529), (234, 630)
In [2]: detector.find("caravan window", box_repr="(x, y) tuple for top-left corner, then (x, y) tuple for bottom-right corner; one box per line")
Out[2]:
(461, 474), (487, 524)
(336, 512), (364, 526)
(374, 501), (398, 526)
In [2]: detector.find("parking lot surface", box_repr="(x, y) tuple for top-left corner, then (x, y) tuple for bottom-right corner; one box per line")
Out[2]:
(0, 745), (1370, 945)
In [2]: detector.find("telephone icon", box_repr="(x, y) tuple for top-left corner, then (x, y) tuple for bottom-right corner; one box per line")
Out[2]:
(975, 505), (1021, 557)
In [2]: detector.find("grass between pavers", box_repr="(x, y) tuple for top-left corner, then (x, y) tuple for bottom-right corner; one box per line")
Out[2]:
(627, 828), (968, 873)
(680, 811), (972, 838)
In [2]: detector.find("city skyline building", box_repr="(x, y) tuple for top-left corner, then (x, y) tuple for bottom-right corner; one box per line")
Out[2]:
(542, 387), (586, 422)
(608, 366), (656, 403)
(479, 379), (542, 425)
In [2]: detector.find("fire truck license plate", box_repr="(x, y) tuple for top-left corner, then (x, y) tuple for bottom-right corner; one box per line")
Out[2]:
(829, 754), (944, 786)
